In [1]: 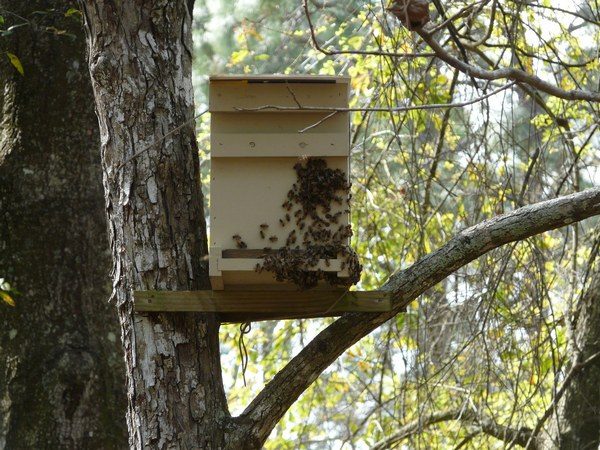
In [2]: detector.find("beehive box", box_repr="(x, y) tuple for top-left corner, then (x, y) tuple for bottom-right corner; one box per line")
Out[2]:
(208, 75), (354, 291)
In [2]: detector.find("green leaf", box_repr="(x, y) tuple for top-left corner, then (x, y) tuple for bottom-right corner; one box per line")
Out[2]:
(65, 7), (81, 17)
(0, 291), (15, 307)
(0, 15), (4, 25)
(6, 52), (24, 76)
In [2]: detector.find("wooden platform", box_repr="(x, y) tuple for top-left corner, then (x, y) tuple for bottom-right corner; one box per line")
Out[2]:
(133, 290), (391, 322)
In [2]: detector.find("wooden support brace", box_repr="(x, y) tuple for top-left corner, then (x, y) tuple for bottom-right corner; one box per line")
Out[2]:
(133, 290), (392, 322)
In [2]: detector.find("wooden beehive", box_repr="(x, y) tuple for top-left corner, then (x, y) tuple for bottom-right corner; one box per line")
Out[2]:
(208, 75), (352, 291)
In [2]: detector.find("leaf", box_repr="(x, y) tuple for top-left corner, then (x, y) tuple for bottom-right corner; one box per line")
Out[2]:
(0, 291), (15, 307)
(0, 15), (4, 25)
(65, 7), (81, 17)
(6, 52), (24, 76)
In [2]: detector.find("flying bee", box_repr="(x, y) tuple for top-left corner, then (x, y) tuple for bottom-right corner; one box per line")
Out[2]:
(232, 234), (241, 241)
(269, 236), (278, 243)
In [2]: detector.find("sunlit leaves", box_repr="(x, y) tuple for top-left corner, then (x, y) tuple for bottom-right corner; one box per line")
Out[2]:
(6, 52), (23, 75)
(194, 0), (600, 447)
(0, 278), (16, 307)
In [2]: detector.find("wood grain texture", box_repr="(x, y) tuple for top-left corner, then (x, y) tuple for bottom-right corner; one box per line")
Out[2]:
(134, 290), (391, 317)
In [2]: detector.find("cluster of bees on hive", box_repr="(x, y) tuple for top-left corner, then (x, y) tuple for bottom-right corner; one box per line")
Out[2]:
(232, 157), (362, 290)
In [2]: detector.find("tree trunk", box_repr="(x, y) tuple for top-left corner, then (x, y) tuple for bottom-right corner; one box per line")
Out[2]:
(545, 262), (600, 449)
(0, 1), (126, 448)
(80, 1), (231, 448)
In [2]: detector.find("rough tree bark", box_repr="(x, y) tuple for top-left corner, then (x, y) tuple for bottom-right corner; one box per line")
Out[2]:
(80, 1), (230, 448)
(543, 260), (600, 449)
(0, 1), (126, 448)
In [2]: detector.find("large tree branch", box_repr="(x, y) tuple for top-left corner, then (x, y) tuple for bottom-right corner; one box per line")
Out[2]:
(237, 187), (600, 445)
(414, 27), (600, 102)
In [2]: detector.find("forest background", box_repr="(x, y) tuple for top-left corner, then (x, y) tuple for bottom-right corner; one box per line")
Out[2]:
(1, 0), (599, 449)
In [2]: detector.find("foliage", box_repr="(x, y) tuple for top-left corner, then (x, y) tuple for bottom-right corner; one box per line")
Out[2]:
(0, 5), (82, 75)
(194, 1), (599, 447)
(0, 277), (15, 306)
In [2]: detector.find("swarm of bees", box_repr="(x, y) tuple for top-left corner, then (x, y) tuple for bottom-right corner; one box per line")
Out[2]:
(252, 157), (362, 290)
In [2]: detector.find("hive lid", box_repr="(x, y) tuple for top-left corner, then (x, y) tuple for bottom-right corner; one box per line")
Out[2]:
(209, 74), (350, 112)
(209, 74), (350, 84)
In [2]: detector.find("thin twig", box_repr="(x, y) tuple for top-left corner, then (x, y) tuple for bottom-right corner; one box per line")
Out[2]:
(298, 111), (338, 133)
(302, 0), (434, 59)
(415, 26), (600, 102)
(235, 81), (516, 114)
(116, 109), (208, 171)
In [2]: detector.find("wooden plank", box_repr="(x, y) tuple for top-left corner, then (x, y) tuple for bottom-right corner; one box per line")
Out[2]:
(218, 257), (342, 272)
(211, 112), (348, 135)
(133, 290), (391, 315)
(210, 157), (348, 251)
(222, 248), (349, 258)
(219, 311), (340, 323)
(211, 132), (348, 157)
(209, 81), (349, 112)
(209, 74), (349, 84)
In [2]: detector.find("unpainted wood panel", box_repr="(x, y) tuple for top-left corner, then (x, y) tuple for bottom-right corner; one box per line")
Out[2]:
(133, 289), (391, 314)
(209, 157), (349, 251)
(209, 74), (349, 83)
(211, 133), (347, 157)
(209, 81), (349, 111)
(211, 112), (348, 134)
(218, 257), (343, 272)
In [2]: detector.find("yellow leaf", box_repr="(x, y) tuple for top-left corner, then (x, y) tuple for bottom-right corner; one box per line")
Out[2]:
(6, 52), (24, 76)
(0, 291), (15, 307)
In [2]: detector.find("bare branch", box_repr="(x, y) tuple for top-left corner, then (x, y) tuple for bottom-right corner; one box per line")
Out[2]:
(370, 408), (534, 450)
(525, 350), (600, 448)
(239, 187), (600, 445)
(234, 81), (516, 114)
(414, 27), (600, 102)
(302, 0), (434, 59)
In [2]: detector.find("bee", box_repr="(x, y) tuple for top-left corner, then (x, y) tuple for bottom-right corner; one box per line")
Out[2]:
(260, 230), (266, 239)
(269, 236), (278, 242)
(286, 230), (297, 246)
(279, 219), (285, 227)
(237, 240), (247, 249)
(341, 262), (346, 270)
(325, 258), (330, 267)
(299, 222), (305, 230)
(232, 234), (241, 241)
(260, 223), (269, 229)
(285, 213), (291, 222)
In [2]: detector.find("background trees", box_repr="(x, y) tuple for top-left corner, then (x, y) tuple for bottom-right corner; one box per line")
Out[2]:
(2, 0), (597, 448)
(0, 1), (125, 447)
(194, 1), (600, 448)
